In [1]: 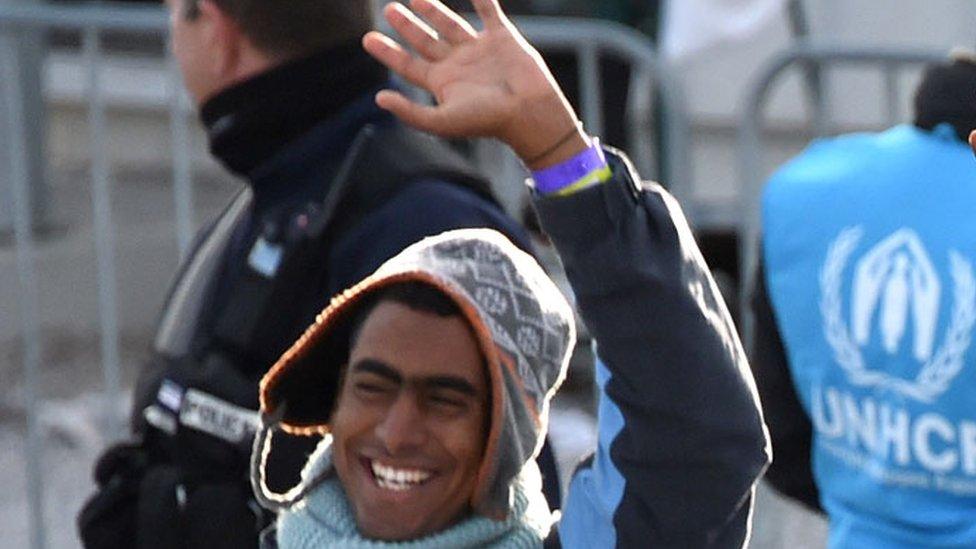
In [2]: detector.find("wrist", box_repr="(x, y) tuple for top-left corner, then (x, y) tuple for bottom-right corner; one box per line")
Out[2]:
(505, 90), (589, 169)
(525, 126), (591, 171)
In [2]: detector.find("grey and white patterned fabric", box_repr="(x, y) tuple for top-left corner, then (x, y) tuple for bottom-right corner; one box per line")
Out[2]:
(258, 228), (575, 519)
(372, 230), (573, 412)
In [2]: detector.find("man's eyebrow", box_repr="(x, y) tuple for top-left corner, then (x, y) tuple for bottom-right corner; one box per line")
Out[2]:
(350, 360), (479, 397)
(350, 359), (402, 383)
(422, 376), (480, 398)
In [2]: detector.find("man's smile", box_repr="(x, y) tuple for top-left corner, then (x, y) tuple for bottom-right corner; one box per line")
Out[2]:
(365, 458), (435, 491)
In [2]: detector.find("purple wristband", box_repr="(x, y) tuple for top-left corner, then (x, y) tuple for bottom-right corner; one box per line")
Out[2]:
(531, 140), (607, 195)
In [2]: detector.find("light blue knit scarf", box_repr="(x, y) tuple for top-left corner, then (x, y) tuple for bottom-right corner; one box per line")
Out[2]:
(274, 438), (555, 548)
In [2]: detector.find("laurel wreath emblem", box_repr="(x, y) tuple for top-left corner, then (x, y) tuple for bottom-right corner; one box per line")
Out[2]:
(820, 226), (976, 403)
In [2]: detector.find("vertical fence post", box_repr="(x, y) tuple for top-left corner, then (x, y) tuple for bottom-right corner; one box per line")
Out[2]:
(1, 23), (47, 549)
(0, 1), (49, 236)
(168, 54), (194, 259)
(787, 0), (831, 136)
(883, 65), (900, 128)
(625, 65), (655, 177)
(83, 26), (123, 436)
(577, 43), (604, 138)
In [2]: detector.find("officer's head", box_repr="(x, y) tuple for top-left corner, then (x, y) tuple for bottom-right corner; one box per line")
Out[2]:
(163, 0), (373, 103)
(329, 282), (490, 540)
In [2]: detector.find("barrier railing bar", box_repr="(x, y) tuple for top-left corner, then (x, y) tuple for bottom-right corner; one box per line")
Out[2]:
(2, 25), (48, 549)
(577, 43), (604, 139)
(809, 67), (831, 137)
(84, 27), (123, 434)
(787, 0), (830, 137)
(737, 43), (947, 344)
(656, 63), (693, 209)
(516, 16), (662, 65)
(626, 65), (657, 179)
(0, 1), (167, 32)
(884, 64), (900, 128)
(168, 55), (194, 259)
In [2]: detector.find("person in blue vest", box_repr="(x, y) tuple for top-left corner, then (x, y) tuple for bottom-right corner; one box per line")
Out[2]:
(750, 51), (976, 547)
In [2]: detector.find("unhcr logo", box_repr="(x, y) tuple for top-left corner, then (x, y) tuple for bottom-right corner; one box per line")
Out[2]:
(820, 227), (976, 403)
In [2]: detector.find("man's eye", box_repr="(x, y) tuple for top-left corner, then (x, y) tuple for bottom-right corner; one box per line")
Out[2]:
(429, 394), (465, 409)
(354, 381), (389, 395)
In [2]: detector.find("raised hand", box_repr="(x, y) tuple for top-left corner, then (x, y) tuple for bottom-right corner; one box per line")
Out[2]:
(362, 0), (589, 169)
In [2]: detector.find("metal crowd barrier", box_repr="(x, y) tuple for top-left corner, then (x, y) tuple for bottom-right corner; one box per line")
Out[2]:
(0, 3), (172, 549)
(736, 42), (948, 343)
(0, 4), (687, 548)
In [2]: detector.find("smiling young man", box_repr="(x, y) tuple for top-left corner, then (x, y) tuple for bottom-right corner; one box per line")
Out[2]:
(248, 0), (770, 546)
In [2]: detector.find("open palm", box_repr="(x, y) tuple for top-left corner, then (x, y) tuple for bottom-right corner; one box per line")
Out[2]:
(363, 0), (581, 164)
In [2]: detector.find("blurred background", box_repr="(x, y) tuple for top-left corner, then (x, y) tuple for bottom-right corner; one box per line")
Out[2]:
(1, 0), (973, 546)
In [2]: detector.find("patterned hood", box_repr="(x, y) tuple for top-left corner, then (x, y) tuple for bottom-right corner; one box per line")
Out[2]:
(256, 228), (575, 519)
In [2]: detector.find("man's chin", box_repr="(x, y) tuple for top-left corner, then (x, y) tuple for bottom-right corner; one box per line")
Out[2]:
(353, 503), (472, 541)
(354, 516), (431, 542)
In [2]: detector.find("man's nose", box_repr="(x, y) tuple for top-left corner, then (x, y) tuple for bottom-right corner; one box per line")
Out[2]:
(375, 392), (428, 454)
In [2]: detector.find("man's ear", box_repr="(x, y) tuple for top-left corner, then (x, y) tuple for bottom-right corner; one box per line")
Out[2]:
(196, 0), (244, 82)
(969, 130), (976, 158)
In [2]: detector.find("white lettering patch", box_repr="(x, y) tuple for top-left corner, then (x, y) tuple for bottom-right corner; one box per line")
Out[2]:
(179, 389), (259, 444)
(813, 385), (976, 495)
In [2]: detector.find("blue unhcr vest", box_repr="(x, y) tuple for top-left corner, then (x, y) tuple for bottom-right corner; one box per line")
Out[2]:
(763, 124), (976, 548)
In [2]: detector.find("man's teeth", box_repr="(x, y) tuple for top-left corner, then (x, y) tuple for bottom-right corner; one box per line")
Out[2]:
(371, 461), (432, 490)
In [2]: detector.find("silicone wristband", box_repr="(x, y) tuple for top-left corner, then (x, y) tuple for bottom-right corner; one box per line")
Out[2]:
(531, 140), (609, 195)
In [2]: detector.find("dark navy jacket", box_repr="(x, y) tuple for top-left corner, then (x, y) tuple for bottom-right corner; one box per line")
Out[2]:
(538, 151), (770, 547)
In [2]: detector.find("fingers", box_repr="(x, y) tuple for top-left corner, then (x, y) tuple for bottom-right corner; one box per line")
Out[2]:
(384, 2), (450, 61)
(362, 31), (432, 89)
(375, 90), (451, 135)
(409, 0), (477, 45)
(471, 0), (506, 28)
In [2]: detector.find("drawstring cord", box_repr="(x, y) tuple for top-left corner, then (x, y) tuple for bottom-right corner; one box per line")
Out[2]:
(249, 404), (315, 513)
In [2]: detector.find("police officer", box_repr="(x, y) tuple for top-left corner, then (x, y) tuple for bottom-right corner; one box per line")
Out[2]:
(78, 0), (559, 547)
(750, 53), (976, 546)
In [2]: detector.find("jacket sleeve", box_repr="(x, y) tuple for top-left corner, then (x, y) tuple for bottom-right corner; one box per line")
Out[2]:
(747, 255), (823, 513)
(533, 150), (771, 548)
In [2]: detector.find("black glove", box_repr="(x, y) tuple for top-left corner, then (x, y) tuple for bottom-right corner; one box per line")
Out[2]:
(78, 442), (148, 549)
